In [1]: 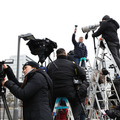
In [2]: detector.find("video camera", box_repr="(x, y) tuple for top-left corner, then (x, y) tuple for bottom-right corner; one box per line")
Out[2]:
(26, 38), (57, 64)
(81, 24), (99, 33)
(0, 59), (14, 81)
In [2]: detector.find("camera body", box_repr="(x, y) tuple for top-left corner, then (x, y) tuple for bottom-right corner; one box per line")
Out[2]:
(0, 61), (5, 81)
(81, 24), (99, 33)
(0, 60), (14, 80)
(27, 38), (57, 64)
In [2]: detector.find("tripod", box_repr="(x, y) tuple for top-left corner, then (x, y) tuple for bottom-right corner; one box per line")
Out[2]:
(0, 87), (12, 120)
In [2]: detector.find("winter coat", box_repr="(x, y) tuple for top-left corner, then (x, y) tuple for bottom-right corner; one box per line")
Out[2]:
(92, 18), (120, 45)
(47, 55), (87, 100)
(4, 66), (53, 120)
(72, 34), (88, 58)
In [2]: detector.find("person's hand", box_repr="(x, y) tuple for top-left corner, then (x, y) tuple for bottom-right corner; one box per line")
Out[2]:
(2, 78), (8, 86)
(78, 81), (89, 98)
(74, 29), (77, 34)
(3, 64), (8, 69)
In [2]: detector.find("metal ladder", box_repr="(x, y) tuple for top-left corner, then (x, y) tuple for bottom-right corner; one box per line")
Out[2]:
(79, 57), (93, 82)
(86, 38), (120, 120)
(52, 97), (74, 120)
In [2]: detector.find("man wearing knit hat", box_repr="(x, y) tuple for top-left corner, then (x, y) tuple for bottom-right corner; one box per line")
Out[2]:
(2, 61), (53, 120)
(92, 15), (120, 70)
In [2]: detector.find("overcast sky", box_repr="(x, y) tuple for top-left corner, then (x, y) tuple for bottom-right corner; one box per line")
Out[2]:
(0, 0), (120, 66)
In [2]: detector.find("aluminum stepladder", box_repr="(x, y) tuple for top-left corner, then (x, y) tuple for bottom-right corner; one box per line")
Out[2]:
(52, 97), (74, 120)
(79, 57), (93, 119)
(79, 57), (93, 82)
(86, 38), (120, 120)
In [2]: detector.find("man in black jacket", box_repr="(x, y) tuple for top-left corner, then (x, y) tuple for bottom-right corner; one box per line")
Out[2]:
(2, 61), (53, 120)
(92, 15), (120, 70)
(47, 48), (88, 120)
(72, 30), (88, 66)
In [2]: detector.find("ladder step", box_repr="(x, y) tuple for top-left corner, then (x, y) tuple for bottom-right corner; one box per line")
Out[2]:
(55, 106), (69, 109)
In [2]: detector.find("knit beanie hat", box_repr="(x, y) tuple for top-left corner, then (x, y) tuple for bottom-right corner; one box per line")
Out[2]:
(102, 15), (110, 20)
(23, 61), (40, 70)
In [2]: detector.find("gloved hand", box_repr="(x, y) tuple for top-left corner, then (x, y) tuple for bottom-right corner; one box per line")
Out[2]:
(78, 81), (89, 99)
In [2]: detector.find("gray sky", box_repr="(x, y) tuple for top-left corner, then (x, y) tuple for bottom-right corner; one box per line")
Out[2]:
(0, 0), (120, 65)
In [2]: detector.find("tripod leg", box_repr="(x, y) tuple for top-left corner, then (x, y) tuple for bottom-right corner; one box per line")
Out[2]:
(1, 93), (12, 120)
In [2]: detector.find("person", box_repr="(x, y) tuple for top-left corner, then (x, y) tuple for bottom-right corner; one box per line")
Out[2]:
(92, 15), (120, 70)
(72, 29), (88, 66)
(67, 50), (74, 61)
(105, 104), (120, 120)
(2, 61), (53, 120)
(47, 48), (89, 120)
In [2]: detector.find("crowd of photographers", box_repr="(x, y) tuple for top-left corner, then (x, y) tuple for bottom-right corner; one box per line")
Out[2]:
(1, 27), (89, 120)
(0, 14), (120, 120)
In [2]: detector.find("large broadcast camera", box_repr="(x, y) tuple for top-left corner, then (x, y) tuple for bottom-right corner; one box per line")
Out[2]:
(26, 38), (57, 64)
(0, 60), (13, 81)
(81, 24), (99, 33)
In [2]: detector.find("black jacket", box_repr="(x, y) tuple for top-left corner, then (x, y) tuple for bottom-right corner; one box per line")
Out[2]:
(4, 66), (53, 120)
(92, 18), (119, 44)
(72, 34), (88, 58)
(47, 55), (86, 96)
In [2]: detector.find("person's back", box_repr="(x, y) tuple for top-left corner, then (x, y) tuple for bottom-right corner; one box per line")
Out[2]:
(47, 48), (87, 120)
(48, 57), (75, 87)
(92, 15), (120, 70)
(92, 15), (119, 44)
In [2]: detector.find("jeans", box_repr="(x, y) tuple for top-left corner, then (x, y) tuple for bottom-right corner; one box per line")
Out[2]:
(74, 57), (85, 67)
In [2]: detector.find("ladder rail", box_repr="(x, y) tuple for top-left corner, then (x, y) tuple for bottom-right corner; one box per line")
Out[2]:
(52, 97), (74, 120)
(86, 38), (120, 120)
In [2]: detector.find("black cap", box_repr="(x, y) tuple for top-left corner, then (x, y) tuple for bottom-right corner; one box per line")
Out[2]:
(102, 15), (110, 20)
(23, 61), (39, 70)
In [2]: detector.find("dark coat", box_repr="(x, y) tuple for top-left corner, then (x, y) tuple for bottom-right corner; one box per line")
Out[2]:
(4, 66), (53, 120)
(92, 18), (120, 44)
(47, 55), (86, 88)
(72, 34), (88, 58)
(47, 56), (88, 119)
(47, 55), (86, 99)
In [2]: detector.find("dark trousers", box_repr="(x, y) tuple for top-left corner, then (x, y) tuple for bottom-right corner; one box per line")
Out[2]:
(107, 42), (120, 70)
(52, 87), (82, 120)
